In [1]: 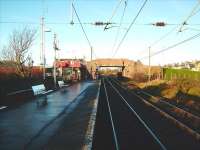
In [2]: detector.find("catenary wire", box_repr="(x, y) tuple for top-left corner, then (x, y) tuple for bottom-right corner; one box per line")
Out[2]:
(178, 1), (200, 32)
(72, 3), (92, 47)
(111, 0), (128, 56)
(104, 0), (125, 30)
(112, 0), (148, 57)
(139, 32), (200, 60)
(72, 3), (99, 59)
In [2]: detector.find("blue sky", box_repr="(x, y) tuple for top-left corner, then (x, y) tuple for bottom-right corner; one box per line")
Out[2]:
(0, 0), (200, 66)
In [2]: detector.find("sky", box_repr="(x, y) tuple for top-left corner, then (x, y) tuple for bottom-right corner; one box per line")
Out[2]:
(0, 0), (200, 66)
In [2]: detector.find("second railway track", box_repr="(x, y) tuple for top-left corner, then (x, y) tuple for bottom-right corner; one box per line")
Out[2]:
(112, 77), (200, 135)
(92, 77), (200, 150)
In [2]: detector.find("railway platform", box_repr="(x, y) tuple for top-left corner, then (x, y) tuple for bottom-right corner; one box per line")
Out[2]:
(0, 80), (100, 150)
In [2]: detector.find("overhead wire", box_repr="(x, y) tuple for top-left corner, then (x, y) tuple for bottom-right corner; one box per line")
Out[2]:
(0, 20), (199, 26)
(140, 32), (200, 60)
(111, 0), (128, 56)
(72, 3), (92, 48)
(186, 27), (200, 31)
(104, 0), (125, 30)
(137, 26), (178, 57)
(112, 0), (148, 57)
(139, 1), (200, 60)
(72, 3), (98, 59)
(178, 0), (200, 32)
(150, 26), (178, 47)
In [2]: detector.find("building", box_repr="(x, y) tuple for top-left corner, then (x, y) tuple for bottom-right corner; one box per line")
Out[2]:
(55, 59), (88, 81)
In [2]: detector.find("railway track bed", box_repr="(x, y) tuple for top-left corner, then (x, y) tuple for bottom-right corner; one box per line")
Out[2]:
(116, 78), (200, 134)
(92, 77), (200, 150)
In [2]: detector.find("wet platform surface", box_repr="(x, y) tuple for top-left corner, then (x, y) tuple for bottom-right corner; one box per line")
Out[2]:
(0, 81), (99, 150)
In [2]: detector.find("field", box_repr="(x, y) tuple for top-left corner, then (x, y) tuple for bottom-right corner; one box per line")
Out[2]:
(163, 68), (200, 81)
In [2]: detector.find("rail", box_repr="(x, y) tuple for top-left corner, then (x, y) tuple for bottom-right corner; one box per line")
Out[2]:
(110, 77), (200, 140)
(105, 78), (167, 150)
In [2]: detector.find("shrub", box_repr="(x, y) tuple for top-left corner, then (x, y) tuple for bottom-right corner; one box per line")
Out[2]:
(188, 87), (200, 97)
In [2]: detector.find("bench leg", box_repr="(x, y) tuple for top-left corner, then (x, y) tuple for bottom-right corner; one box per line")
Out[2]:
(36, 96), (48, 107)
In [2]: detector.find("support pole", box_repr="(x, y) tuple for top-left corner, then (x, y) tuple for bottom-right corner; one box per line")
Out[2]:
(148, 46), (151, 83)
(90, 46), (93, 79)
(53, 33), (57, 89)
(41, 17), (46, 80)
(70, 0), (74, 25)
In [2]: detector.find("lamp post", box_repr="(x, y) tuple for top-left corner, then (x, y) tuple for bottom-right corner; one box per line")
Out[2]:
(40, 16), (51, 81)
(40, 17), (45, 80)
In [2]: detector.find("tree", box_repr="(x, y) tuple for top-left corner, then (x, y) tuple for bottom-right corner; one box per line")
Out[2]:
(1, 27), (36, 78)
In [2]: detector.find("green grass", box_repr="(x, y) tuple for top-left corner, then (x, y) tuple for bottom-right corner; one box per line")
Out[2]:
(163, 68), (200, 81)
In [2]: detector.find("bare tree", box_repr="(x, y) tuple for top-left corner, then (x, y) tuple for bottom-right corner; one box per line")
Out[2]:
(1, 27), (36, 77)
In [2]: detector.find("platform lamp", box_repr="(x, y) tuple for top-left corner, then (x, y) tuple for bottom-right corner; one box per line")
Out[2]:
(40, 17), (51, 81)
(43, 28), (51, 80)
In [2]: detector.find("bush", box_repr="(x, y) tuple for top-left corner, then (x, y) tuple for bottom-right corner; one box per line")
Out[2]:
(188, 87), (200, 97)
(161, 87), (179, 99)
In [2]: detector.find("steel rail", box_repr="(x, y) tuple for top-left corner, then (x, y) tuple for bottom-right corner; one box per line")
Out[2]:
(140, 90), (200, 121)
(105, 78), (167, 150)
(111, 77), (200, 123)
(102, 78), (120, 150)
(110, 77), (200, 140)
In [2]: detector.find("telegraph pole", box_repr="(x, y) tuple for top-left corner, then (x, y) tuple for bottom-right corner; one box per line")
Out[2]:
(148, 46), (151, 83)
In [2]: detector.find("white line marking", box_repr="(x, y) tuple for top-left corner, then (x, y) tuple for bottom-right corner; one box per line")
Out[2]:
(82, 80), (101, 150)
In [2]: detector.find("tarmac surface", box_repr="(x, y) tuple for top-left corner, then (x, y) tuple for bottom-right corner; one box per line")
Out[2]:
(0, 80), (99, 150)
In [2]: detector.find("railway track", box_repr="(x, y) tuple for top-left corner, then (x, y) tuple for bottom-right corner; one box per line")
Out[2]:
(92, 77), (200, 150)
(112, 78), (200, 134)
(118, 78), (200, 117)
